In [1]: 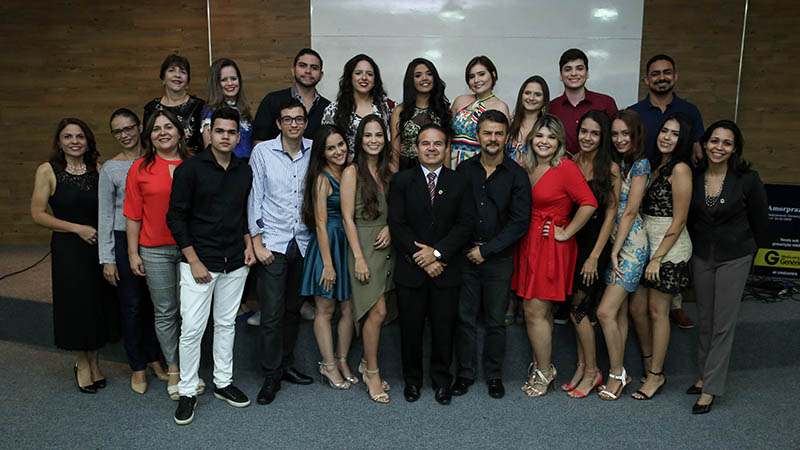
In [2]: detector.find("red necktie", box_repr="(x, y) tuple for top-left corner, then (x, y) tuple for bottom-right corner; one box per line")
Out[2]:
(427, 172), (436, 204)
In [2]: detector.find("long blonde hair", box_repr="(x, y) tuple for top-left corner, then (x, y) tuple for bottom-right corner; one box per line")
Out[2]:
(524, 113), (567, 169)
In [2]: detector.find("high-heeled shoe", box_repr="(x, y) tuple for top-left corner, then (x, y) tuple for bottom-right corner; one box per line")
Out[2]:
(560, 362), (585, 392)
(524, 364), (557, 398)
(640, 354), (653, 383)
(521, 361), (538, 392)
(130, 371), (147, 395)
(335, 355), (359, 384)
(692, 396), (714, 414)
(567, 369), (603, 398)
(632, 370), (667, 400)
(598, 367), (630, 401)
(364, 368), (389, 404)
(358, 359), (390, 391)
(318, 362), (350, 390)
(74, 363), (97, 394)
(686, 383), (702, 395)
(167, 371), (180, 400)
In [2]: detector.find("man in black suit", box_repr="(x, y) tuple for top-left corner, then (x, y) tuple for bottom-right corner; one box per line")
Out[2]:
(388, 123), (476, 405)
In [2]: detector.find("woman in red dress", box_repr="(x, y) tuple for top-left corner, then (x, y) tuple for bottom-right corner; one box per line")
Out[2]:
(513, 114), (598, 397)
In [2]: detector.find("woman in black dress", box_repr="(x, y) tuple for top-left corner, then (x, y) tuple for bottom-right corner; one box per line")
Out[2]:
(30, 118), (119, 393)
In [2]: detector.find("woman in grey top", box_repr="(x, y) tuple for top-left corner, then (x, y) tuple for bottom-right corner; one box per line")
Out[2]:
(99, 108), (167, 393)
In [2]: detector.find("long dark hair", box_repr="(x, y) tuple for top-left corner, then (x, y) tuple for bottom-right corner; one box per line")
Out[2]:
(650, 113), (692, 177)
(399, 58), (450, 139)
(611, 110), (648, 177)
(353, 115), (393, 221)
(577, 110), (615, 208)
(50, 118), (99, 173)
(697, 120), (751, 175)
(509, 75), (550, 141)
(333, 54), (389, 133)
(140, 109), (191, 172)
(206, 58), (252, 121)
(302, 125), (348, 230)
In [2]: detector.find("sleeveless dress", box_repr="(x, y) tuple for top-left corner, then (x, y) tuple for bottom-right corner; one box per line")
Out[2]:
(399, 106), (441, 171)
(641, 169), (692, 293)
(512, 159), (598, 301)
(49, 163), (119, 350)
(570, 179), (612, 322)
(450, 94), (493, 169)
(605, 159), (651, 292)
(347, 187), (397, 334)
(505, 134), (528, 168)
(300, 171), (351, 300)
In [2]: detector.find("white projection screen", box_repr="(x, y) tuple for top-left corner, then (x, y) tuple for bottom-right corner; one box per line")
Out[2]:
(311, 0), (645, 117)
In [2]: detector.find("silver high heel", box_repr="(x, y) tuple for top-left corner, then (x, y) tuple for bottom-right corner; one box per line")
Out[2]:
(318, 361), (350, 390)
(335, 355), (359, 384)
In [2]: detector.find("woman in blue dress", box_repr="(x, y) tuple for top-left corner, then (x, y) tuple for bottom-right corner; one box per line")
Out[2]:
(596, 110), (651, 400)
(300, 125), (354, 389)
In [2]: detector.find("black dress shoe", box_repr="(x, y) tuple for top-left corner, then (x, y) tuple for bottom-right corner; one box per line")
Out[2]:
(434, 387), (452, 405)
(692, 398), (713, 414)
(686, 384), (702, 395)
(487, 379), (505, 399)
(451, 377), (473, 396)
(404, 385), (420, 402)
(74, 363), (97, 394)
(281, 367), (313, 385)
(257, 378), (280, 405)
(93, 378), (107, 389)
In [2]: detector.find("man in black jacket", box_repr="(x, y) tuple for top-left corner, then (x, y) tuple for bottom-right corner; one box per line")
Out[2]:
(387, 123), (476, 405)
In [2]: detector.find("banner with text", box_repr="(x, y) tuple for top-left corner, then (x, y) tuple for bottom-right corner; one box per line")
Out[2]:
(753, 184), (800, 278)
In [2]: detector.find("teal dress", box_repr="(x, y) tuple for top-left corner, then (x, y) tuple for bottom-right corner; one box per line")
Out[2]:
(301, 171), (351, 301)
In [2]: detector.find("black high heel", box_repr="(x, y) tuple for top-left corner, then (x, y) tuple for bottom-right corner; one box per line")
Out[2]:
(93, 378), (107, 389)
(692, 396), (713, 414)
(632, 370), (666, 400)
(74, 363), (97, 394)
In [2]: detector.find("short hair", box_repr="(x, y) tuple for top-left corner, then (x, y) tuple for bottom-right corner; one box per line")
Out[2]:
(525, 114), (567, 168)
(109, 108), (140, 128)
(645, 54), (676, 73)
(476, 109), (509, 133)
(294, 48), (323, 69)
(211, 106), (241, 130)
(159, 54), (191, 83)
(465, 56), (498, 89)
(559, 48), (588, 71)
(416, 123), (448, 145)
(277, 97), (308, 118)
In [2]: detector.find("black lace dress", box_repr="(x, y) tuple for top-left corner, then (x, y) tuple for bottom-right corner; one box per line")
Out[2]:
(640, 170), (692, 293)
(570, 179), (611, 323)
(49, 163), (119, 350)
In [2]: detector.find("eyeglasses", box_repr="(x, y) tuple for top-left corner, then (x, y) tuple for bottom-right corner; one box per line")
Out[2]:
(280, 115), (307, 126)
(111, 125), (138, 137)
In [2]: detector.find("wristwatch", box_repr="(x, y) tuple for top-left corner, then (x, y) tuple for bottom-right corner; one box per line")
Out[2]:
(433, 249), (442, 260)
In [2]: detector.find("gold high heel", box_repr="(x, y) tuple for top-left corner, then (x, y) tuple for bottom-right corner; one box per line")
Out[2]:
(525, 364), (557, 398)
(359, 358), (391, 391)
(364, 368), (389, 404)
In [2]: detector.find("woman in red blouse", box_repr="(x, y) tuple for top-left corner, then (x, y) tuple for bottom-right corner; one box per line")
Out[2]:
(513, 114), (598, 397)
(124, 109), (192, 399)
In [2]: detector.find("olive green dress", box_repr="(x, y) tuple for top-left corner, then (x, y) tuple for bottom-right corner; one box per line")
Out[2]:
(347, 188), (397, 334)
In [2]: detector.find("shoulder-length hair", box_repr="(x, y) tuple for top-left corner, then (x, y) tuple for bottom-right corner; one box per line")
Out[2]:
(206, 58), (252, 121)
(333, 54), (389, 133)
(650, 113), (692, 177)
(399, 58), (451, 139)
(465, 55), (498, 89)
(524, 113), (567, 169)
(140, 109), (191, 172)
(697, 119), (751, 175)
(50, 118), (99, 173)
(509, 75), (550, 140)
(352, 115), (393, 221)
(611, 110), (648, 177)
(302, 125), (348, 230)
(577, 110), (616, 208)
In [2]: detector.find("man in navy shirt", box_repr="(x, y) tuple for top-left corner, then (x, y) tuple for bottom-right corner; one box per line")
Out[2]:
(629, 54), (703, 329)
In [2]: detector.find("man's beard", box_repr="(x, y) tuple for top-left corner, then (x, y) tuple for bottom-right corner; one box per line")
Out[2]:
(295, 75), (318, 89)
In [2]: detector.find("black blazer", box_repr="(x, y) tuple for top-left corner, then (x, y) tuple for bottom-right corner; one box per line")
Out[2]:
(388, 166), (476, 288)
(688, 169), (769, 262)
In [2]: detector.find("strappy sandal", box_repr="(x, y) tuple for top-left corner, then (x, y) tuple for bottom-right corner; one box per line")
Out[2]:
(640, 354), (653, 383)
(359, 359), (390, 391)
(632, 370), (667, 400)
(567, 369), (603, 398)
(167, 371), (180, 400)
(364, 368), (389, 404)
(560, 362), (585, 392)
(335, 355), (359, 384)
(521, 361), (538, 392)
(318, 361), (350, 390)
(525, 365), (557, 398)
(598, 367), (630, 401)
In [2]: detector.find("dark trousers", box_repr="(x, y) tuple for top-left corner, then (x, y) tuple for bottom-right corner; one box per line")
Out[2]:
(114, 231), (162, 371)
(397, 281), (459, 390)
(256, 241), (305, 378)
(692, 252), (753, 396)
(455, 254), (514, 381)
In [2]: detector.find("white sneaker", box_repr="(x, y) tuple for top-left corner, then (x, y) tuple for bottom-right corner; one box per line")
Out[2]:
(247, 311), (261, 326)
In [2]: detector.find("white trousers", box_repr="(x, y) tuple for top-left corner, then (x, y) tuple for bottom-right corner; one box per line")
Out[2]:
(178, 263), (249, 396)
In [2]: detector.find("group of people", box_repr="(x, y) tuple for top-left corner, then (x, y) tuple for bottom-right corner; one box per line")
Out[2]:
(30, 47), (769, 425)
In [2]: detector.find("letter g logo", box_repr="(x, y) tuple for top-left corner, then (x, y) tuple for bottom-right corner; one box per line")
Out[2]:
(765, 250), (780, 265)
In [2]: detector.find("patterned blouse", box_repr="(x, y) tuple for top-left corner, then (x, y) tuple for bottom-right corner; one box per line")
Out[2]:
(399, 106), (441, 159)
(321, 99), (393, 159)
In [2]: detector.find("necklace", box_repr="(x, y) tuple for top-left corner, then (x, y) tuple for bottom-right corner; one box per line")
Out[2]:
(704, 175), (725, 208)
(66, 163), (87, 175)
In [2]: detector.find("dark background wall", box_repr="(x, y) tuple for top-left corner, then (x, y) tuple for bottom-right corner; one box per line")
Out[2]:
(1, 0), (796, 243)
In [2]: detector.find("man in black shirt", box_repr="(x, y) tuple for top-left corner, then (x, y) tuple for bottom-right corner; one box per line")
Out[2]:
(453, 110), (532, 399)
(166, 107), (255, 425)
(252, 48), (331, 145)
